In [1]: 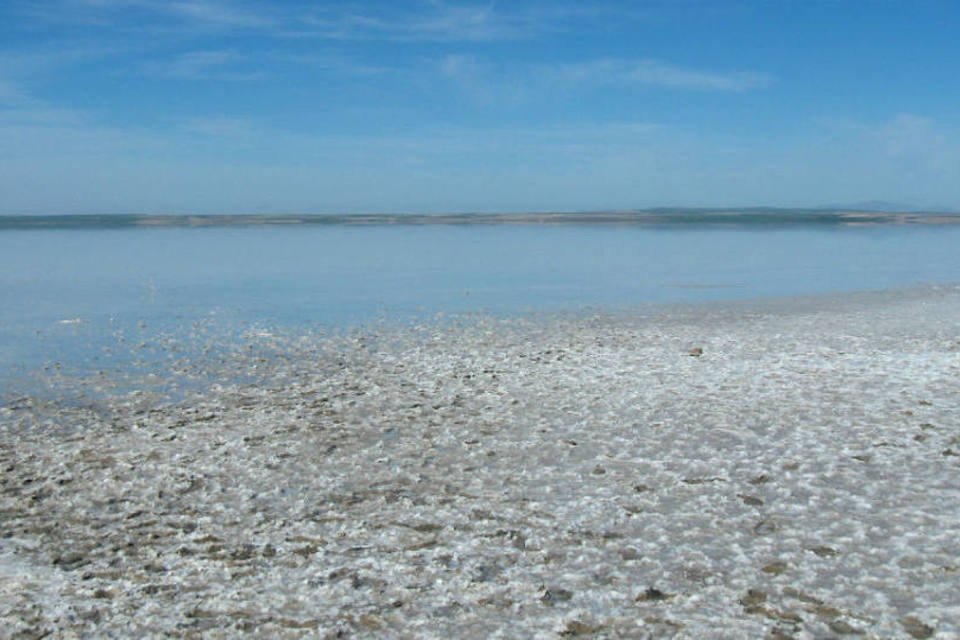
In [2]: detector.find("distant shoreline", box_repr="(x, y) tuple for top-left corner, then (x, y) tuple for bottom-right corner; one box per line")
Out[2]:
(3, 209), (960, 230)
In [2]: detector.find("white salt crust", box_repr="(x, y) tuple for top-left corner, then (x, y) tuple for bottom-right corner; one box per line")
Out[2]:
(2, 287), (959, 638)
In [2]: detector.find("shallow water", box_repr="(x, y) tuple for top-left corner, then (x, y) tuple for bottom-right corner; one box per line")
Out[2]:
(2, 222), (960, 394)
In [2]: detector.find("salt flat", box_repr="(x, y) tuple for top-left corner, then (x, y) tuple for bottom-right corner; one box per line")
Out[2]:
(2, 287), (959, 638)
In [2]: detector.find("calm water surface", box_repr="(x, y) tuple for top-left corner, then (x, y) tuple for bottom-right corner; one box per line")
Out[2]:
(2, 223), (959, 394)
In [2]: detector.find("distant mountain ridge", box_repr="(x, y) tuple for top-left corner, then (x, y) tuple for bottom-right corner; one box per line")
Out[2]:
(3, 208), (960, 230)
(816, 200), (960, 213)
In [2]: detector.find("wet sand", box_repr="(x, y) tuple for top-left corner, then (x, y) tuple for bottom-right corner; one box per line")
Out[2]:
(2, 287), (959, 638)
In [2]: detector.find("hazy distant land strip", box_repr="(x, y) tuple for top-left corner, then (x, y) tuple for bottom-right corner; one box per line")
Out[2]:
(3, 210), (960, 230)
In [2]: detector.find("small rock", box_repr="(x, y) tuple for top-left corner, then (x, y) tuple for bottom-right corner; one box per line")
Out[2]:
(809, 604), (842, 619)
(79, 608), (102, 623)
(775, 610), (803, 623)
(740, 589), (767, 608)
(738, 493), (764, 506)
(635, 587), (671, 602)
(236, 620), (257, 632)
(901, 616), (935, 639)
(808, 545), (839, 558)
(230, 544), (257, 561)
(753, 520), (777, 535)
(561, 620), (602, 636)
(827, 620), (863, 635)
(472, 564), (501, 583)
(683, 565), (712, 582)
(276, 617), (319, 629)
(762, 561), (789, 575)
(357, 614), (381, 630)
(53, 552), (88, 570)
(541, 587), (574, 606)
(293, 544), (318, 557)
(620, 547), (641, 561)
(769, 625), (797, 640)
(405, 538), (438, 551)
(494, 529), (526, 550)
(782, 587), (823, 606)
(688, 347), (703, 357)
(643, 615), (683, 629)
(351, 573), (384, 590)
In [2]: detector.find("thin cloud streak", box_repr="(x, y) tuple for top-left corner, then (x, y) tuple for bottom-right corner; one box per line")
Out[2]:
(141, 49), (263, 80)
(284, 3), (663, 43)
(551, 59), (773, 91)
(18, 0), (597, 42)
(436, 55), (774, 105)
(49, 0), (273, 29)
(300, 4), (525, 42)
(159, 0), (272, 28)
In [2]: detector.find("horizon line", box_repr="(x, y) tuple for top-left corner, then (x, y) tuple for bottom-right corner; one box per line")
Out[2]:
(3, 208), (960, 230)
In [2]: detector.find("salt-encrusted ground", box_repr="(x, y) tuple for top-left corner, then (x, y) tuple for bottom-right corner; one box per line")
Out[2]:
(2, 287), (959, 639)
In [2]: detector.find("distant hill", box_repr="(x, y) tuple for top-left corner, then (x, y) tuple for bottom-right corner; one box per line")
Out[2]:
(817, 200), (958, 213)
(3, 209), (960, 229)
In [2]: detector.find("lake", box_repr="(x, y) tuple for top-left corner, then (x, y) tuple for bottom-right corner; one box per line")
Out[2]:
(2, 218), (960, 397)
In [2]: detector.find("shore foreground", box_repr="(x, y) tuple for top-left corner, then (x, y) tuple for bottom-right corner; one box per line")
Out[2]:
(2, 287), (959, 638)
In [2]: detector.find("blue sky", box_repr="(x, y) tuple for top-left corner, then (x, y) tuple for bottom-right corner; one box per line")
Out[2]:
(1, 0), (959, 214)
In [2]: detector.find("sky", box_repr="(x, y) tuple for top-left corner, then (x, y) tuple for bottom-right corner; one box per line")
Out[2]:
(1, 0), (959, 214)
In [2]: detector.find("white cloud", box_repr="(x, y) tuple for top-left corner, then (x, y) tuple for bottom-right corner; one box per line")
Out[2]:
(551, 59), (773, 91)
(395, 3), (523, 41)
(160, 0), (271, 28)
(57, 0), (273, 29)
(297, 3), (542, 42)
(436, 54), (526, 103)
(431, 55), (773, 107)
(0, 65), (87, 124)
(307, 3), (660, 43)
(142, 49), (262, 80)
(23, 0), (566, 42)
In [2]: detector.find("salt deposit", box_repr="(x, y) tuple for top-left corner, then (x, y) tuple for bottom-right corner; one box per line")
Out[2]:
(2, 287), (959, 638)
